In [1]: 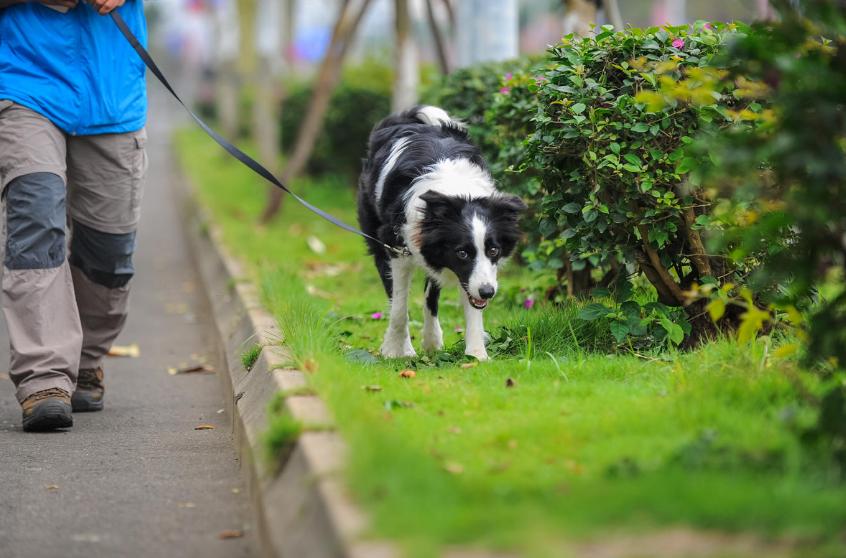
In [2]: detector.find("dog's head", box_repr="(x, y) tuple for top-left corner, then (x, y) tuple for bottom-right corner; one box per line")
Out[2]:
(418, 191), (526, 309)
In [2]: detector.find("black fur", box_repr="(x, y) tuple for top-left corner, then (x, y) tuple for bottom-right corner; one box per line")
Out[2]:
(357, 105), (525, 299)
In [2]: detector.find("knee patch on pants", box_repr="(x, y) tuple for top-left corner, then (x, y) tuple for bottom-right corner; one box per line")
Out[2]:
(70, 220), (136, 288)
(4, 172), (66, 270)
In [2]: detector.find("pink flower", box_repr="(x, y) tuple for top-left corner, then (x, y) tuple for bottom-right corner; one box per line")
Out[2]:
(523, 297), (535, 310)
(534, 75), (547, 86)
(672, 38), (685, 49)
(370, 312), (383, 320)
(503, 72), (513, 80)
(703, 22), (713, 31)
(499, 86), (511, 95)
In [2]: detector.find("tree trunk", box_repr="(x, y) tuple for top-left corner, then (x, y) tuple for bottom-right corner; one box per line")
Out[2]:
(214, 0), (240, 139)
(425, 0), (450, 74)
(664, 0), (686, 24)
(562, 0), (597, 37)
(393, 0), (419, 111)
(260, 0), (373, 223)
(604, 0), (624, 29)
(456, 0), (518, 67)
(253, 0), (285, 182)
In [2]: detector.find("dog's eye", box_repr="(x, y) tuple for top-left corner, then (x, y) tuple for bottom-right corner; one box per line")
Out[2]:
(487, 247), (500, 258)
(456, 249), (469, 260)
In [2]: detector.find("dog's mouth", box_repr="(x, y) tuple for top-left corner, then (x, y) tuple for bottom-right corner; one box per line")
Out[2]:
(466, 293), (489, 310)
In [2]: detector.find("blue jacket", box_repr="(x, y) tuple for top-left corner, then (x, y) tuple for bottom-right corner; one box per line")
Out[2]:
(0, 1), (147, 135)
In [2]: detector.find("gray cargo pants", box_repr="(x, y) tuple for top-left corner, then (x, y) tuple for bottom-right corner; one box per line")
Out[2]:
(0, 100), (146, 403)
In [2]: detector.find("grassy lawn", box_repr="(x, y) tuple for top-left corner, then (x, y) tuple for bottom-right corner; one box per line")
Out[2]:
(175, 128), (846, 558)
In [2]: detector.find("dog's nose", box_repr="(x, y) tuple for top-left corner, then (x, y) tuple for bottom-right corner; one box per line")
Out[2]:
(478, 284), (495, 300)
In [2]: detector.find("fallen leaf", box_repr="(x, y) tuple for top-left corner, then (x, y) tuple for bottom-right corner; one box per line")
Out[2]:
(45, 484), (59, 491)
(302, 358), (319, 373)
(0, 372), (9, 381)
(363, 385), (383, 392)
(107, 343), (140, 358)
(216, 408), (225, 414)
(505, 377), (516, 388)
(194, 424), (216, 430)
(306, 235), (326, 254)
(447, 425), (462, 434)
(460, 362), (478, 369)
(399, 369), (416, 379)
(218, 529), (244, 540)
(231, 488), (240, 494)
(177, 502), (196, 508)
(443, 462), (464, 475)
(168, 363), (215, 375)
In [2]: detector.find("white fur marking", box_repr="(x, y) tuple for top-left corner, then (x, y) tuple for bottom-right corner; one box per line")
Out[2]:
(468, 216), (497, 299)
(374, 137), (410, 203)
(381, 257), (417, 358)
(461, 287), (489, 360)
(416, 105), (466, 130)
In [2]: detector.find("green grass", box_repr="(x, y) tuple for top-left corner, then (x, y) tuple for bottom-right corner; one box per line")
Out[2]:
(175, 128), (846, 558)
(241, 343), (263, 371)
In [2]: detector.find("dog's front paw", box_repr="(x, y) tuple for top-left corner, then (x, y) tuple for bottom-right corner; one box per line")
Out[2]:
(381, 337), (417, 359)
(422, 324), (444, 352)
(465, 346), (489, 361)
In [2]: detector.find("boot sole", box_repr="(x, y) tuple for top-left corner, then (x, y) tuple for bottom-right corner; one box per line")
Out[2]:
(71, 393), (104, 413)
(22, 400), (73, 432)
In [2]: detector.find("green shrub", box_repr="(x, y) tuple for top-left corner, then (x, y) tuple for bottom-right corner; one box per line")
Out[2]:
(523, 24), (756, 342)
(280, 60), (392, 179)
(685, 3), (846, 368)
(423, 56), (541, 182)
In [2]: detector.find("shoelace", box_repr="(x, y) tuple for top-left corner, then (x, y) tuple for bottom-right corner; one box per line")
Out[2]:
(29, 388), (69, 402)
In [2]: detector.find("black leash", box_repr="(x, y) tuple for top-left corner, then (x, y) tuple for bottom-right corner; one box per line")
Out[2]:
(109, 11), (409, 257)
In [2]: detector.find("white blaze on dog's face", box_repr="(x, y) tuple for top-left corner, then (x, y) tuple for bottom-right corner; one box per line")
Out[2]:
(466, 215), (498, 308)
(413, 189), (526, 311)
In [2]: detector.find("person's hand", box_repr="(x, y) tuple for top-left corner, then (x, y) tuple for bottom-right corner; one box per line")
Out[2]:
(89, 0), (124, 15)
(39, 0), (79, 9)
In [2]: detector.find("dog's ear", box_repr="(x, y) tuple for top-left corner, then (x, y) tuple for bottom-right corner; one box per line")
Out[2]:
(420, 190), (464, 220)
(489, 194), (527, 220)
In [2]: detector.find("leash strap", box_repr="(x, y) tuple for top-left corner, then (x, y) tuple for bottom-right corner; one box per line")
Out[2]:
(109, 11), (409, 257)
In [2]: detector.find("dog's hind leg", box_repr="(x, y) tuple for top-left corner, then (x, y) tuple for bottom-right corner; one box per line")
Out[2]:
(422, 278), (443, 352)
(460, 287), (489, 361)
(380, 257), (417, 358)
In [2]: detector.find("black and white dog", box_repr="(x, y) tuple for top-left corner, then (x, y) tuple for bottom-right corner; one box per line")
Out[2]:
(358, 105), (526, 360)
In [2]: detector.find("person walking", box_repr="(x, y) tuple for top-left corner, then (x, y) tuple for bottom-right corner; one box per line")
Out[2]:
(0, 0), (148, 431)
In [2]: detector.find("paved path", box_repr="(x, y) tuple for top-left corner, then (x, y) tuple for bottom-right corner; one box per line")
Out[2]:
(0, 85), (255, 558)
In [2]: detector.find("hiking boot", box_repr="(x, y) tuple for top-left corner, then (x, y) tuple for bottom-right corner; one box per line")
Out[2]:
(71, 367), (104, 412)
(21, 388), (73, 432)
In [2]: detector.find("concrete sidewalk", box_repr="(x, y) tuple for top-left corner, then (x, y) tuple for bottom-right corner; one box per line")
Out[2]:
(0, 88), (255, 558)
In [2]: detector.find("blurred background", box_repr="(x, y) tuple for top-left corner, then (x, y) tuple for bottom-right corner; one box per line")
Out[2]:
(146, 0), (775, 220)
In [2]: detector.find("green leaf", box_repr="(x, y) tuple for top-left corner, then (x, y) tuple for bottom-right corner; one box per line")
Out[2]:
(571, 102), (587, 114)
(659, 317), (685, 345)
(578, 303), (612, 321)
(610, 321), (630, 343)
(623, 163), (642, 173)
(562, 202), (581, 214)
(707, 299), (726, 322)
(623, 153), (641, 166)
(631, 122), (649, 133)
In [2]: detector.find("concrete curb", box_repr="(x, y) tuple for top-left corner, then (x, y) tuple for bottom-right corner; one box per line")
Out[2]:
(178, 178), (396, 558)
